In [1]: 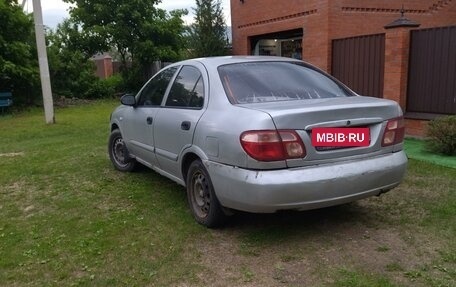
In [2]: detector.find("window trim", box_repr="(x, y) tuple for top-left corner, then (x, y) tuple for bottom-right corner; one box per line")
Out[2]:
(217, 61), (356, 105)
(162, 65), (205, 110)
(135, 65), (180, 108)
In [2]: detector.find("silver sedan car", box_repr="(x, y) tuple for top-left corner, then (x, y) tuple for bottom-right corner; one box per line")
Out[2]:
(108, 56), (407, 227)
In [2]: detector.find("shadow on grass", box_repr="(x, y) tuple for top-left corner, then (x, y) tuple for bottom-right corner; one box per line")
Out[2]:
(229, 203), (365, 228)
(208, 204), (384, 260)
(131, 164), (381, 236)
(221, 201), (375, 247)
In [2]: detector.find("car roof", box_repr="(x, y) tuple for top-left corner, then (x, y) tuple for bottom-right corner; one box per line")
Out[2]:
(173, 56), (302, 68)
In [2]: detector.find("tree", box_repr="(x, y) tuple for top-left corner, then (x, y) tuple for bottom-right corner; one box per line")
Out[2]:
(46, 19), (100, 99)
(187, 0), (227, 58)
(0, 0), (40, 105)
(63, 0), (187, 90)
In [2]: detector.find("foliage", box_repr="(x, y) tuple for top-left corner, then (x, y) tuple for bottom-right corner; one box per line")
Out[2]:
(46, 21), (96, 99)
(46, 17), (101, 60)
(102, 74), (125, 96)
(426, 115), (456, 156)
(186, 0), (228, 58)
(86, 74), (125, 99)
(63, 0), (188, 91)
(0, 0), (40, 106)
(47, 19), (126, 99)
(2, 0), (188, 106)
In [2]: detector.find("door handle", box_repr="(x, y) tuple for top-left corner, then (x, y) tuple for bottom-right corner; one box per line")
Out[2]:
(181, 121), (191, 130)
(146, 117), (153, 125)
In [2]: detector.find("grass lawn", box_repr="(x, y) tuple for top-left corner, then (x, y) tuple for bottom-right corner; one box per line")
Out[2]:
(404, 138), (456, 169)
(0, 101), (455, 286)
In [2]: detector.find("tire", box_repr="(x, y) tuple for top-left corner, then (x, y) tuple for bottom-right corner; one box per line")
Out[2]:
(108, 129), (137, 172)
(186, 160), (227, 228)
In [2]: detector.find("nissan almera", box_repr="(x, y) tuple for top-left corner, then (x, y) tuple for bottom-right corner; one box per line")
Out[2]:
(108, 56), (407, 227)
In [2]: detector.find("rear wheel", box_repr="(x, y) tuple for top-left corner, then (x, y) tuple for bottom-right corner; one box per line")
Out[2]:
(108, 129), (136, 172)
(186, 160), (226, 228)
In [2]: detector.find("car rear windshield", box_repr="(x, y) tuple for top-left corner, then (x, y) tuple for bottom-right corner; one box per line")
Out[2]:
(218, 61), (353, 104)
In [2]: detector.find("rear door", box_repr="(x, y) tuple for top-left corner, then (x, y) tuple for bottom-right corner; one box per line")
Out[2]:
(153, 64), (207, 178)
(122, 66), (178, 166)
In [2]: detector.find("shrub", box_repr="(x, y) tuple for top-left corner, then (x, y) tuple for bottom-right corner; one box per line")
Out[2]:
(426, 115), (456, 156)
(103, 74), (125, 95)
(85, 80), (111, 99)
(85, 75), (126, 99)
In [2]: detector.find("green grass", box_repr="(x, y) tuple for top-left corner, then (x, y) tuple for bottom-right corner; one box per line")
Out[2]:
(331, 269), (397, 287)
(405, 138), (456, 169)
(1, 101), (455, 286)
(0, 101), (206, 286)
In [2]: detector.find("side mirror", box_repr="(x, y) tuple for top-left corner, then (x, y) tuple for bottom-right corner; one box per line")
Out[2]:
(120, 94), (136, 106)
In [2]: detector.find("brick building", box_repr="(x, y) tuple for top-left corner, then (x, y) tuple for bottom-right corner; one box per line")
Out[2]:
(230, 0), (456, 136)
(92, 53), (113, 79)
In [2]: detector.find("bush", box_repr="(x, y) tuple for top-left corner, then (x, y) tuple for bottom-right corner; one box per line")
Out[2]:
(84, 75), (126, 99)
(85, 80), (112, 99)
(426, 115), (456, 156)
(104, 74), (125, 94)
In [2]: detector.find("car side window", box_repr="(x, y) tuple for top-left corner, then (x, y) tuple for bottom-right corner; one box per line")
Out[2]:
(137, 66), (178, 106)
(165, 66), (204, 108)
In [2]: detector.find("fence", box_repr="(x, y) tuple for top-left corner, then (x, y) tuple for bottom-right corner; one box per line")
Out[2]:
(407, 25), (456, 116)
(332, 34), (385, 98)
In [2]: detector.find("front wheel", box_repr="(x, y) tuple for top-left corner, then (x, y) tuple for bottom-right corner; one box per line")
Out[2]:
(108, 129), (137, 172)
(186, 160), (226, 228)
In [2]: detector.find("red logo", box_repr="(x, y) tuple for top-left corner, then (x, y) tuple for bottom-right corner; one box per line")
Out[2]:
(312, 127), (370, 147)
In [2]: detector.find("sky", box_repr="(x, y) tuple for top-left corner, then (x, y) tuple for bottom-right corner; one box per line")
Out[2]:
(23, 0), (231, 29)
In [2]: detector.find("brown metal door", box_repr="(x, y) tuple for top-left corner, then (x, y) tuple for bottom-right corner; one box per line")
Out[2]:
(407, 26), (456, 116)
(332, 34), (385, 98)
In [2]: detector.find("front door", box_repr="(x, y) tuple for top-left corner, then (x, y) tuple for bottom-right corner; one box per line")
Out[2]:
(122, 66), (178, 167)
(153, 64), (207, 178)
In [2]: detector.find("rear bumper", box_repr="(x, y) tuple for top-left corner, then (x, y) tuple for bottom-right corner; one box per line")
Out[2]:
(205, 151), (407, 213)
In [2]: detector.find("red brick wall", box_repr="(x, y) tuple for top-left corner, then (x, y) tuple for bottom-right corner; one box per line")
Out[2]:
(231, 0), (326, 67)
(231, 0), (456, 70)
(330, 0), (456, 39)
(93, 56), (113, 79)
(104, 57), (113, 79)
(405, 119), (428, 137)
(383, 27), (411, 110)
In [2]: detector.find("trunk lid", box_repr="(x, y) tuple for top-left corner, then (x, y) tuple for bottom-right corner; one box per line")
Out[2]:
(238, 96), (402, 166)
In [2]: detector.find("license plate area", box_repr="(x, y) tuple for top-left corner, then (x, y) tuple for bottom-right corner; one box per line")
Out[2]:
(311, 127), (370, 149)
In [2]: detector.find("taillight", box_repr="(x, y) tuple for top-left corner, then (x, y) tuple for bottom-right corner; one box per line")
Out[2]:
(240, 130), (306, 161)
(382, 117), (405, 146)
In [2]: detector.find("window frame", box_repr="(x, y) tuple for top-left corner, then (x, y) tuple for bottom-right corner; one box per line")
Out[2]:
(135, 65), (180, 108)
(163, 65), (206, 110)
(217, 61), (356, 105)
